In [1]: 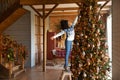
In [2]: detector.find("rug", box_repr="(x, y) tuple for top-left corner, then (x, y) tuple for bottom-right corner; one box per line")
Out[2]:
(46, 59), (64, 70)
(46, 64), (64, 70)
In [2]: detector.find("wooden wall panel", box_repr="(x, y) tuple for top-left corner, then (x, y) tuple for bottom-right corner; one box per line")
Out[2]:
(49, 15), (76, 32)
(3, 12), (31, 67)
(113, 0), (120, 79)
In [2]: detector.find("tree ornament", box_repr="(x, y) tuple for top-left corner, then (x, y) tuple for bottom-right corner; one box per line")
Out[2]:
(90, 53), (93, 58)
(102, 54), (105, 58)
(100, 51), (103, 54)
(79, 63), (83, 67)
(92, 44), (95, 48)
(87, 59), (91, 65)
(100, 24), (103, 28)
(95, 33), (98, 37)
(90, 6), (92, 10)
(87, 44), (90, 47)
(77, 42), (79, 46)
(82, 51), (86, 56)
(83, 72), (87, 77)
(85, 35), (88, 38)
(97, 41), (100, 47)
(97, 29), (100, 33)
(82, 47), (85, 51)
(92, 24), (95, 28)
(104, 54), (109, 62)
(97, 67), (100, 74)
(92, 38), (95, 41)
(76, 35), (80, 38)
(97, 59), (101, 63)
(81, 33), (84, 36)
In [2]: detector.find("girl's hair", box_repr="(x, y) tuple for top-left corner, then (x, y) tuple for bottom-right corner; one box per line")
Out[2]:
(60, 20), (69, 29)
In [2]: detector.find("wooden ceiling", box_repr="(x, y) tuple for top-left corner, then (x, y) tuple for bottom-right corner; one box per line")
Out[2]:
(20, 0), (112, 17)
(20, 0), (110, 5)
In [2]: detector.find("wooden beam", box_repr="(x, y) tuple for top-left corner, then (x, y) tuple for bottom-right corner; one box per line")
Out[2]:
(36, 4), (103, 12)
(0, 8), (28, 33)
(37, 7), (79, 12)
(30, 5), (43, 18)
(43, 4), (46, 72)
(104, 5), (111, 8)
(100, 0), (110, 10)
(75, 2), (81, 13)
(20, 0), (82, 5)
(76, 2), (81, 7)
(100, 10), (109, 14)
(45, 4), (58, 18)
(20, 0), (105, 5)
(98, 0), (110, 15)
(49, 10), (108, 16)
(50, 12), (78, 16)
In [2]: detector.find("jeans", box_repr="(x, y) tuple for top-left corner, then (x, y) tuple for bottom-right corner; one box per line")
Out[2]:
(64, 40), (72, 67)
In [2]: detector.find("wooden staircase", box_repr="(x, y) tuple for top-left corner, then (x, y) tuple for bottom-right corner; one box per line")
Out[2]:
(0, 64), (26, 79)
(0, 34), (28, 79)
(0, 64), (9, 79)
(12, 65), (26, 78)
(0, 8), (28, 33)
(0, 0), (28, 79)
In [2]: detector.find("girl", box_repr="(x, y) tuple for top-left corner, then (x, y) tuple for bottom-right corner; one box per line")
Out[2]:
(51, 16), (78, 71)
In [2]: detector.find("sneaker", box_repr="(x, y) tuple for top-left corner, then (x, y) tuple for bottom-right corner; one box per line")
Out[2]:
(64, 66), (70, 72)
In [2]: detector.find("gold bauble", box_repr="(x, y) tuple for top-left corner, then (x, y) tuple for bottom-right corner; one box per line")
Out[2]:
(76, 35), (80, 38)
(97, 41), (100, 47)
(100, 24), (102, 28)
(79, 64), (82, 67)
(90, 54), (93, 58)
(90, 6), (92, 10)
(97, 67), (100, 73)
(97, 29), (100, 33)
(92, 24), (95, 28)
(100, 51), (103, 54)
(92, 38), (95, 41)
(95, 33), (98, 37)
(83, 72), (87, 77)
(82, 47), (84, 51)
(85, 35), (88, 38)
(92, 44), (95, 48)
(88, 44), (90, 47)
(82, 51), (86, 56)
(88, 62), (90, 65)
(81, 33), (84, 36)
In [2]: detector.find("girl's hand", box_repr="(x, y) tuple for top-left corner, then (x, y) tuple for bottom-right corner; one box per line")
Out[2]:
(50, 37), (54, 40)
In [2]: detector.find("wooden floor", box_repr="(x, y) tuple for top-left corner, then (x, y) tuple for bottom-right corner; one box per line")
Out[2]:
(12, 65), (69, 80)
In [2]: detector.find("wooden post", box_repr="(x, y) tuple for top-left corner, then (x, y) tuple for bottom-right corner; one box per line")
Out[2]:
(38, 17), (41, 65)
(9, 61), (13, 78)
(43, 4), (46, 72)
(41, 4), (58, 72)
(0, 53), (2, 64)
(22, 59), (25, 69)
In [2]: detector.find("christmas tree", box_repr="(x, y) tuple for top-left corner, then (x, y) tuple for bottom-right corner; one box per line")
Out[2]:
(71, 0), (110, 80)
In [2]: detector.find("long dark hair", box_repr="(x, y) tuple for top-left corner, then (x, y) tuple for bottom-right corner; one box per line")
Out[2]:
(60, 20), (69, 30)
